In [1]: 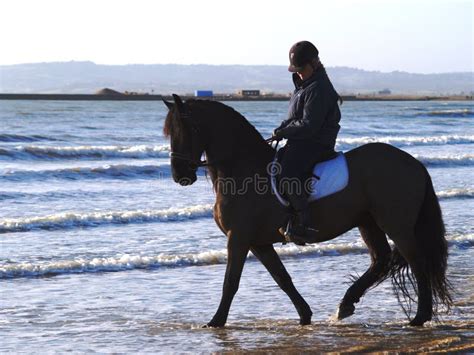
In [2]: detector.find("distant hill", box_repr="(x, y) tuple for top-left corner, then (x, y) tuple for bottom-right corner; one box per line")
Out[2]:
(0, 61), (472, 95)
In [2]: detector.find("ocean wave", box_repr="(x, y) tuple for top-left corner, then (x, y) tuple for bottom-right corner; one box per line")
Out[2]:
(1, 187), (471, 206)
(426, 109), (473, 117)
(1, 135), (473, 162)
(1, 163), (174, 181)
(0, 144), (170, 160)
(0, 192), (24, 200)
(1, 234), (471, 279)
(0, 133), (58, 143)
(3, 154), (467, 183)
(0, 189), (125, 201)
(0, 243), (370, 278)
(336, 135), (474, 150)
(0, 205), (214, 233)
(415, 154), (474, 167)
(0, 190), (81, 201)
(437, 188), (474, 200)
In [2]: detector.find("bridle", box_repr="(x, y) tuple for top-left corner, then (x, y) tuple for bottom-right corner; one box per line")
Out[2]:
(170, 151), (209, 169)
(169, 107), (277, 171)
(169, 111), (209, 170)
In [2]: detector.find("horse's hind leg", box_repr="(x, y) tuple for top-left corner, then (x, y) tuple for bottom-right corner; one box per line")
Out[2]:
(338, 217), (391, 320)
(251, 244), (313, 325)
(390, 234), (433, 326)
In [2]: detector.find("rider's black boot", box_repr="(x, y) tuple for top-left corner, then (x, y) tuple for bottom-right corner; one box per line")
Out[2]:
(279, 208), (319, 245)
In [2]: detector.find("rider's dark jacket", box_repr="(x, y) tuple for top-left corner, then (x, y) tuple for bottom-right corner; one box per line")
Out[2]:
(275, 68), (341, 149)
(275, 68), (341, 210)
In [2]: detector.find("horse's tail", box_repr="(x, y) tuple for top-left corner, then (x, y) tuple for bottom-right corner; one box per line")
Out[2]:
(383, 167), (453, 318)
(415, 167), (453, 313)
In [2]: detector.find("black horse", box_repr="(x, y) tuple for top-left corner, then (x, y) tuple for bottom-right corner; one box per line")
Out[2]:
(163, 94), (452, 327)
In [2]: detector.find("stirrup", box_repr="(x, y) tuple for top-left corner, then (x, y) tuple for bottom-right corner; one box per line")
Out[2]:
(278, 219), (313, 246)
(288, 223), (319, 244)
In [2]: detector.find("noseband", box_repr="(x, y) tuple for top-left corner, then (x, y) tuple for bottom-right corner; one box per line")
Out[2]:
(169, 108), (272, 171)
(169, 111), (209, 170)
(170, 151), (209, 169)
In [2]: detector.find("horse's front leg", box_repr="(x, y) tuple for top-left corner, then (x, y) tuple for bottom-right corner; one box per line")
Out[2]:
(251, 244), (312, 325)
(206, 232), (249, 328)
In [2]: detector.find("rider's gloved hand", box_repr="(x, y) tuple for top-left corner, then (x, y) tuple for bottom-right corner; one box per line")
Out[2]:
(272, 129), (283, 140)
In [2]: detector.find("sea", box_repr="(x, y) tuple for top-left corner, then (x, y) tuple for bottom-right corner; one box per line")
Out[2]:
(0, 99), (473, 353)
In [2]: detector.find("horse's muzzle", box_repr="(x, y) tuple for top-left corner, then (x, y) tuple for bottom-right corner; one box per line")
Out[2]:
(176, 175), (197, 186)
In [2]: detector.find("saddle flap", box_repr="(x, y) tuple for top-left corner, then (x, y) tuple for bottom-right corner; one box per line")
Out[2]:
(270, 151), (349, 206)
(308, 153), (349, 201)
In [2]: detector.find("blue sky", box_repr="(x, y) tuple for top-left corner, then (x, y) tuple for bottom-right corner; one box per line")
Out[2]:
(0, 0), (472, 73)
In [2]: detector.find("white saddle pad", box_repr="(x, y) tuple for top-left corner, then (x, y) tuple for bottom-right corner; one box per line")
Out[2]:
(270, 152), (349, 207)
(308, 153), (349, 201)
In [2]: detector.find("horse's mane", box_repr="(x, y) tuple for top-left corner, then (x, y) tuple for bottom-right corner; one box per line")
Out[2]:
(163, 99), (273, 188)
(163, 99), (266, 146)
(163, 107), (177, 138)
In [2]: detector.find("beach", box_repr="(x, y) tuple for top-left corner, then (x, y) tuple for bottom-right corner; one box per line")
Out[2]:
(0, 99), (473, 352)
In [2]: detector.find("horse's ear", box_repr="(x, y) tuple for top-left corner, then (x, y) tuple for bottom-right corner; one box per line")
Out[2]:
(172, 94), (185, 111)
(162, 97), (174, 110)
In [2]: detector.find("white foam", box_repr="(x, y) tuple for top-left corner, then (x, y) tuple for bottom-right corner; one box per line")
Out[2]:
(11, 144), (170, 159)
(447, 233), (474, 244)
(336, 135), (474, 150)
(274, 241), (368, 258)
(1, 186), (471, 232)
(0, 242), (366, 278)
(2, 163), (173, 181)
(427, 109), (473, 116)
(1, 234), (472, 279)
(415, 154), (474, 167)
(3, 135), (474, 161)
(0, 205), (214, 233)
(437, 188), (474, 200)
(0, 250), (227, 278)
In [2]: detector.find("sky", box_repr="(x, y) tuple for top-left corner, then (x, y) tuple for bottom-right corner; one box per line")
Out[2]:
(0, 0), (472, 73)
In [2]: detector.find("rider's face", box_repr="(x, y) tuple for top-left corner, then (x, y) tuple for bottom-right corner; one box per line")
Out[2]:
(296, 63), (314, 81)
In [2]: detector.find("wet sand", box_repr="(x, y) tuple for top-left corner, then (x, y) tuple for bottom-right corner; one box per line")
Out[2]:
(153, 319), (474, 353)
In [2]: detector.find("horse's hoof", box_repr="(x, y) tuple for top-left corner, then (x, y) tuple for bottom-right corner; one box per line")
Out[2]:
(337, 303), (355, 320)
(204, 320), (225, 328)
(409, 314), (431, 327)
(408, 319), (424, 326)
(299, 316), (312, 326)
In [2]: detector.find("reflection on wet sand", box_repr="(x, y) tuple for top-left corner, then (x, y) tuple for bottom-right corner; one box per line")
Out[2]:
(206, 320), (474, 353)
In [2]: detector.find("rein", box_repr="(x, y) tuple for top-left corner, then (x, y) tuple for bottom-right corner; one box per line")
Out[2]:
(170, 104), (280, 171)
(171, 137), (279, 170)
(169, 151), (209, 169)
(268, 139), (291, 207)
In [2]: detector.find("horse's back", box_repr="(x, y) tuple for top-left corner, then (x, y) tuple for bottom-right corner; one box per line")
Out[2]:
(345, 142), (426, 181)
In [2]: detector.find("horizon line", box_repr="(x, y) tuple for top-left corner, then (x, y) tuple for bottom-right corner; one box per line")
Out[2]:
(1, 60), (472, 75)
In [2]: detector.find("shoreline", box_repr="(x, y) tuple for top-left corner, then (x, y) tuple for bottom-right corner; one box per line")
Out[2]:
(0, 93), (472, 101)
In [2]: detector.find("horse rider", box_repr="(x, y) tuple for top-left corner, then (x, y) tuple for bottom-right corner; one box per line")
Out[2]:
(273, 40), (342, 243)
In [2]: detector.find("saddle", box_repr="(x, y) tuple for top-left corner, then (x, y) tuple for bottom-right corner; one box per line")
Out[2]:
(270, 150), (349, 207)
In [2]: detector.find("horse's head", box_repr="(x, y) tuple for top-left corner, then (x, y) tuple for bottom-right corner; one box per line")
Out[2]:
(163, 94), (206, 186)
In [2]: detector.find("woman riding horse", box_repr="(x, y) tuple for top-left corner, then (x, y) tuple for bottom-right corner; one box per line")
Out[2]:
(273, 40), (342, 243)
(163, 94), (452, 328)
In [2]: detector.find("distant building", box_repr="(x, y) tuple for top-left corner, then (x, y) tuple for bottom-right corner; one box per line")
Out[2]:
(378, 89), (391, 95)
(238, 89), (260, 97)
(124, 91), (149, 95)
(195, 90), (213, 97)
